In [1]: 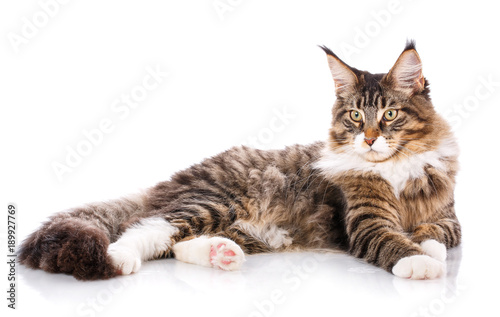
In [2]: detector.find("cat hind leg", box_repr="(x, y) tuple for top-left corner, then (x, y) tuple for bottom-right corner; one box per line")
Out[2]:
(173, 236), (245, 271)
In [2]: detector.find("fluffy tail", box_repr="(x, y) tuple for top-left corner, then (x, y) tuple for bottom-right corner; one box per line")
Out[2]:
(18, 193), (146, 280)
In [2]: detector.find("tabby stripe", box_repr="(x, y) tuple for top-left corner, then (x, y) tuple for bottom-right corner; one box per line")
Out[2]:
(346, 192), (397, 210)
(365, 90), (371, 106)
(346, 192), (386, 202)
(404, 126), (431, 137)
(427, 172), (446, 192)
(227, 207), (237, 223)
(380, 95), (387, 109)
(177, 189), (224, 204)
(351, 224), (388, 258)
(246, 149), (261, 169)
(351, 202), (398, 215)
(358, 97), (364, 109)
(400, 107), (426, 122)
(385, 98), (395, 109)
(168, 208), (200, 218)
(196, 203), (225, 231)
(196, 176), (247, 212)
(335, 109), (348, 123)
(348, 202), (389, 212)
(351, 221), (388, 249)
(369, 232), (396, 263)
(348, 209), (393, 230)
(341, 121), (355, 133)
(183, 189), (243, 217)
(363, 231), (400, 264)
(352, 99), (358, 109)
(453, 224), (461, 246)
(426, 225), (443, 241)
(437, 223), (451, 246)
(347, 213), (374, 233)
(391, 118), (407, 129)
(166, 209), (203, 230)
(438, 221), (457, 247)
(230, 228), (254, 241)
(226, 228), (272, 253)
(381, 238), (414, 269)
(335, 130), (350, 142)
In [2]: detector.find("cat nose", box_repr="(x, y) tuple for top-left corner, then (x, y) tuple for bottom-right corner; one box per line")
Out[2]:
(364, 138), (376, 146)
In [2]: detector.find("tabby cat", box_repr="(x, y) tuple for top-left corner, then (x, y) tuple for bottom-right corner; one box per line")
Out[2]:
(19, 41), (460, 280)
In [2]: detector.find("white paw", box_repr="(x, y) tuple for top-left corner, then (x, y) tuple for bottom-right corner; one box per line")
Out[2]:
(392, 255), (445, 280)
(420, 239), (447, 262)
(107, 243), (141, 275)
(208, 237), (245, 271)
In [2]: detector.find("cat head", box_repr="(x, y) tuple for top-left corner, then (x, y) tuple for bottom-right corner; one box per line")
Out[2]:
(321, 41), (451, 163)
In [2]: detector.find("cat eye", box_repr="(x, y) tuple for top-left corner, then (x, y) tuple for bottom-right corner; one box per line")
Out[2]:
(350, 110), (363, 122)
(383, 109), (398, 121)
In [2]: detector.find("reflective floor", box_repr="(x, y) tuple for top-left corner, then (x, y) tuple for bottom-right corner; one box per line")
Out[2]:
(13, 242), (492, 317)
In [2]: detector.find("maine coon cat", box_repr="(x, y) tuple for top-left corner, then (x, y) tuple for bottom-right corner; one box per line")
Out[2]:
(19, 41), (460, 280)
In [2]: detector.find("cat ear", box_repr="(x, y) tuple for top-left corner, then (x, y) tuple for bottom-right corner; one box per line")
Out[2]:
(385, 41), (425, 95)
(319, 46), (358, 96)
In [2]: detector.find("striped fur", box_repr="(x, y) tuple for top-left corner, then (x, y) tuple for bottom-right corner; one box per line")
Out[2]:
(19, 41), (460, 280)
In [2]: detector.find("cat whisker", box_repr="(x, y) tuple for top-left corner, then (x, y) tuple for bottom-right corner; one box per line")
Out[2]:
(391, 146), (412, 160)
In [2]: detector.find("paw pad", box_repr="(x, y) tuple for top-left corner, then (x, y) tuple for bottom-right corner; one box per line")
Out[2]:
(208, 239), (244, 271)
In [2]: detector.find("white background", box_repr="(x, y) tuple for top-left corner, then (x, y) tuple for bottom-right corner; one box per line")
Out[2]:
(1, 1), (499, 316)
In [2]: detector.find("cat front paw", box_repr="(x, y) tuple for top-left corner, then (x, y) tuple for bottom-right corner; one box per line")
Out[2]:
(107, 243), (141, 275)
(420, 239), (447, 262)
(392, 255), (445, 280)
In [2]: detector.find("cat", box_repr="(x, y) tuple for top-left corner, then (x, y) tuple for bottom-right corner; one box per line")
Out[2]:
(18, 40), (461, 281)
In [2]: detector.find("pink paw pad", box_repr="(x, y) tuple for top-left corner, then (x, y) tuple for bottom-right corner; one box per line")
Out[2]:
(209, 243), (237, 269)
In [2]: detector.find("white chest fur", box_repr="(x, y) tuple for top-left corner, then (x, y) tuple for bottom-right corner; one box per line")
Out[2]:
(314, 138), (458, 197)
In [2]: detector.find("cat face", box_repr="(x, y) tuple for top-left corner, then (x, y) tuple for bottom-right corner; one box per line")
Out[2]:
(322, 42), (449, 163)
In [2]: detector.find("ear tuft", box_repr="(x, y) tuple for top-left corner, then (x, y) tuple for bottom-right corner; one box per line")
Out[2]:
(385, 41), (425, 95)
(404, 39), (417, 51)
(319, 45), (358, 96)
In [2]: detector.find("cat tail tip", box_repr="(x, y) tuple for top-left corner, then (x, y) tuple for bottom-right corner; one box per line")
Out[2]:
(18, 217), (118, 280)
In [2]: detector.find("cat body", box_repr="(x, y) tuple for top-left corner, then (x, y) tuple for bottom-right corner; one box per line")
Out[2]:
(19, 41), (461, 280)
